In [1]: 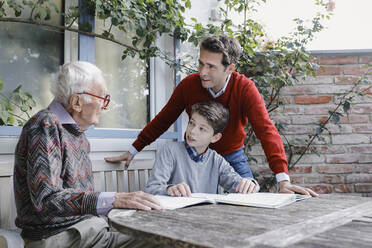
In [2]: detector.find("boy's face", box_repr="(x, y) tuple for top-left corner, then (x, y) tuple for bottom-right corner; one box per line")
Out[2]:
(185, 112), (222, 155)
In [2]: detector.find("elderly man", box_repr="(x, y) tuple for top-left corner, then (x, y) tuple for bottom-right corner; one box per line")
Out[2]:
(13, 61), (162, 248)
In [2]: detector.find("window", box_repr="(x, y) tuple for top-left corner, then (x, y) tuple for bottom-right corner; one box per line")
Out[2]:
(0, 1), (181, 140)
(95, 19), (149, 129)
(0, 1), (63, 120)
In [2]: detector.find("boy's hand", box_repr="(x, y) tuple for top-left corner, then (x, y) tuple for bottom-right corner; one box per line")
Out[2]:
(236, 178), (259, 194)
(167, 182), (192, 197)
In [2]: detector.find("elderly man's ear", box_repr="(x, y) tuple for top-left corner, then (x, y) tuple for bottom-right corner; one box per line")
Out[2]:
(69, 94), (83, 113)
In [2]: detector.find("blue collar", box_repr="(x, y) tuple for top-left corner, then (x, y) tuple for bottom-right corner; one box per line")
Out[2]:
(184, 141), (206, 163)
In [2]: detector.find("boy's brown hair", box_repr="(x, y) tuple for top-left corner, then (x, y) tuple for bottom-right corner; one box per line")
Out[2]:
(200, 34), (242, 68)
(191, 101), (229, 135)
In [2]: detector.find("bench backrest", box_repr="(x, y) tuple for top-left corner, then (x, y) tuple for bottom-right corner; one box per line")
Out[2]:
(0, 160), (153, 230)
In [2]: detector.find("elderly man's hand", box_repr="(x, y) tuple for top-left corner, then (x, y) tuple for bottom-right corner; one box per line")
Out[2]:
(113, 191), (163, 210)
(279, 180), (319, 197)
(104, 151), (134, 169)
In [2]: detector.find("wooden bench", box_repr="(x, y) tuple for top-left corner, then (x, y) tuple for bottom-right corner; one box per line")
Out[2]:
(0, 159), (153, 247)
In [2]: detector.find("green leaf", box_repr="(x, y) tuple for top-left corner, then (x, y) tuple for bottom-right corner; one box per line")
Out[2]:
(0, 77), (3, 91)
(343, 101), (351, 113)
(12, 85), (21, 93)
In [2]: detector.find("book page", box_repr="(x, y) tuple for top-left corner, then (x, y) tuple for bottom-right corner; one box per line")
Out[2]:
(154, 195), (214, 210)
(215, 193), (297, 208)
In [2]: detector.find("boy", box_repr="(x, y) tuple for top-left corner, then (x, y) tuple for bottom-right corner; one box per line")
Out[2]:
(145, 101), (259, 196)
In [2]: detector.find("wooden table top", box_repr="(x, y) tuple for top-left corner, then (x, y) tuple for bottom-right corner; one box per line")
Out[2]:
(108, 194), (372, 248)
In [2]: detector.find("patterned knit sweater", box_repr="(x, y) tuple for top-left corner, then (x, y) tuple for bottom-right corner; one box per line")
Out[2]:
(13, 109), (99, 240)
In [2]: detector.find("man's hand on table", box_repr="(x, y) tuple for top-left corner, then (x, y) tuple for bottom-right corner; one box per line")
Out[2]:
(279, 180), (319, 197)
(104, 151), (134, 169)
(113, 191), (163, 210)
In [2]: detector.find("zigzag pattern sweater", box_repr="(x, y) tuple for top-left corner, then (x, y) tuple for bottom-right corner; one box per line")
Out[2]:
(14, 109), (99, 240)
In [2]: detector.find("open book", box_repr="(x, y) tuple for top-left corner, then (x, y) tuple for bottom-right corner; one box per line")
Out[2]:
(155, 193), (311, 210)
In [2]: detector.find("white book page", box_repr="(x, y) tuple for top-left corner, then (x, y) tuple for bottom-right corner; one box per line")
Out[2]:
(154, 195), (214, 210)
(215, 193), (297, 208)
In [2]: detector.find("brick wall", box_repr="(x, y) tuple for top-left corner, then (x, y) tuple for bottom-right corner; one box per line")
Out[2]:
(250, 52), (372, 195)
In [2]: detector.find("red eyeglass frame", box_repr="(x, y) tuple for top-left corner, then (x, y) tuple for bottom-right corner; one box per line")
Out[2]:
(77, 92), (111, 109)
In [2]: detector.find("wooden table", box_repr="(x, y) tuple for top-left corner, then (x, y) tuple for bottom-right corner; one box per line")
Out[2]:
(108, 194), (372, 248)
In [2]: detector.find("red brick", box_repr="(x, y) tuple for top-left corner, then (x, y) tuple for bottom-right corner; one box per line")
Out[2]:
(335, 76), (359, 85)
(304, 105), (337, 115)
(294, 95), (332, 104)
(289, 175), (304, 184)
(333, 184), (353, 193)
(317, 145), (346, 154)
(346, 174), (372, 183)
(318, 56), (358, 65)
(359, 154), (372, 163)
(304, 175), (344, 184)
(354, 164), (372, 173)
(282, 86), (317, 95)
(326, 154), (359, 164)
(351, 105), (372, 114)
(283, 125), (314, 134)
(303, 176), (321, 184)
(276, 106), (303, 114)
(289, 165), (313, 174)
(316, 164), (353, 174)
(350, 145), (372, 153)
(339, 115), (369, 124)
(343, 65), (369, 75)
(359, 55), (372, 64)
(316, 66), (342, 76)
(355, 183), (372, 193)
(352, 124), (372, 133)
(320, 175), (345, 184)
(306, 185), (333, 194)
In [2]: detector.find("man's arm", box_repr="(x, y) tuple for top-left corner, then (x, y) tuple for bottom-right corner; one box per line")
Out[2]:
(105, 79), (188, 164)
(243, 80), (318, 196)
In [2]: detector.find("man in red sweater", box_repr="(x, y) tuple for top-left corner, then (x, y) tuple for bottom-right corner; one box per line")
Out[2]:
(106, 35), (318, 196)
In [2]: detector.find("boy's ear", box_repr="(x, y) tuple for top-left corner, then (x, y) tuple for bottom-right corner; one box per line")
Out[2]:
(69, 94), (83, 113)
(210, 132), (222, 144)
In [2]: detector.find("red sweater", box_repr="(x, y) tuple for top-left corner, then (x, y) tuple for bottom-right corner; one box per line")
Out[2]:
(133, 71), (288, 175)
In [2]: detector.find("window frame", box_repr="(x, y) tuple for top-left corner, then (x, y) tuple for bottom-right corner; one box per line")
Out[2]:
(0, 0), (183, 142)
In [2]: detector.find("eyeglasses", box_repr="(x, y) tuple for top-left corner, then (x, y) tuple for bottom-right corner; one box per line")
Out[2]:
(77, 92), (111, 109)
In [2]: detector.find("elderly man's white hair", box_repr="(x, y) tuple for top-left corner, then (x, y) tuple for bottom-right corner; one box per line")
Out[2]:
(51, 61), (105, 107)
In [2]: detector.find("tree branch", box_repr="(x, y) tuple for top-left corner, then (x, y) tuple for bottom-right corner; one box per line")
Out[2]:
(0, 17), (139, 52)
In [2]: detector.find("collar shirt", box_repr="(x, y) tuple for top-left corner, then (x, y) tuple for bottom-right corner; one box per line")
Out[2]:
(207, 74), (231, 98)
(184, 141), (206, 163)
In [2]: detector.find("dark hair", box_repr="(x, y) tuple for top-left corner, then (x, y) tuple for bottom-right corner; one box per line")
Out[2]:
(191, 101), (229, 134)
(200, 35), (242, 68)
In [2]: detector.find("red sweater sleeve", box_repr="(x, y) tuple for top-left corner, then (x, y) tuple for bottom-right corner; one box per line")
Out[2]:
(242, 78), (289, 175)
(132, 78), (187, 152)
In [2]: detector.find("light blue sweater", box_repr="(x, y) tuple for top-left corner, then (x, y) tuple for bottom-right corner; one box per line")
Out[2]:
(145, 142), (253, 195)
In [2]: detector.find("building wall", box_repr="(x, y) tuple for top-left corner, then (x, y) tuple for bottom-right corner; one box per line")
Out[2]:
(250, 52), (372, 195)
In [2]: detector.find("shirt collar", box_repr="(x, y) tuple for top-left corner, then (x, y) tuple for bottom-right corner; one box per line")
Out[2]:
(184, 141), (207, 163)
(207, 73), (231, 98)
(48, 99), (76, 125)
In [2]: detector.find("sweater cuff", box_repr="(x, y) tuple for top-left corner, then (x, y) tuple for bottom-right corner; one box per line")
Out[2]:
(276, 172), (290, 183)
(129, 145), (138, 156)
(81, 192), (100, 215)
